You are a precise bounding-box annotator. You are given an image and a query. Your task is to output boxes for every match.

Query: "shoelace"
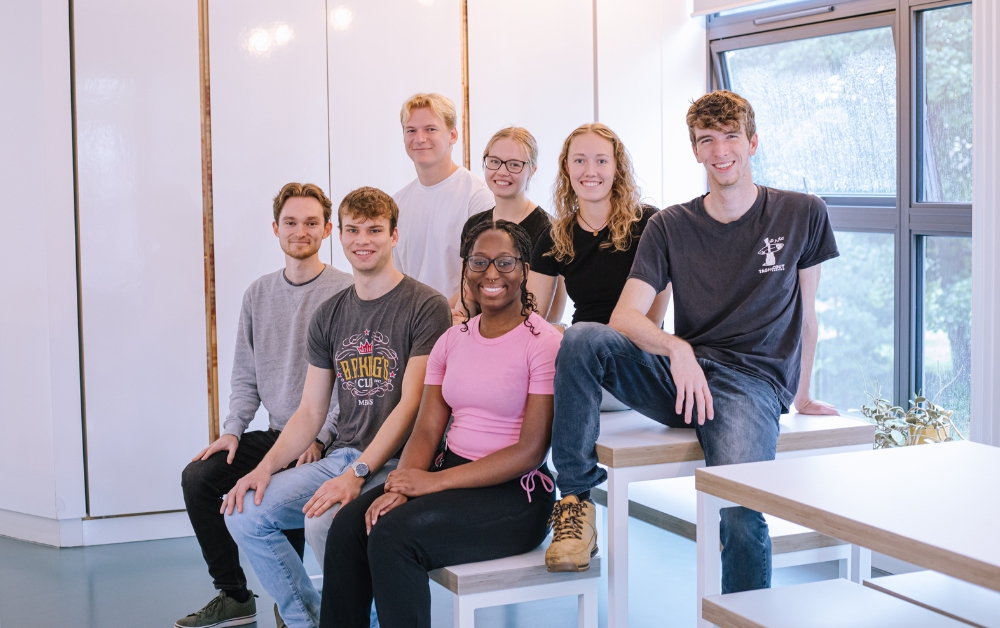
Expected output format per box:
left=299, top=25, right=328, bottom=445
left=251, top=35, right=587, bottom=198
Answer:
left=519, top=468, right=554, bottom=503
left=190, top=594, right=225, bottom=619
left=548, top=500, right=588, bottom=541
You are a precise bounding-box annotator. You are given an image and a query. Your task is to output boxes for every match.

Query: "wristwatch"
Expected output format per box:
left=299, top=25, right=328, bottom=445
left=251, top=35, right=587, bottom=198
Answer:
left=350, top=461, right=371, bottom=480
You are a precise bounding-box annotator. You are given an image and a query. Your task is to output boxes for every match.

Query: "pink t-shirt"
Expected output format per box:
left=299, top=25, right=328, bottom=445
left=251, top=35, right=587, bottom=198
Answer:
left=424, top=312, right=562, bottom=461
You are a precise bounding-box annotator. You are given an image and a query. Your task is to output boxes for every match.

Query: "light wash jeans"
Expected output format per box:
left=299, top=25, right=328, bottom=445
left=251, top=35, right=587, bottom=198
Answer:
left=551, top=323, right=782, bottom=594
left=225, top=447, right=393, bottom=628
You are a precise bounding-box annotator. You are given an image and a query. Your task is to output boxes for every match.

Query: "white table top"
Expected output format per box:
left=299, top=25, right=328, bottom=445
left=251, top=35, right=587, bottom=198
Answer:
left=695, top=441, right=1000, bottom=592
left=595, top=409, right=873, bottom=467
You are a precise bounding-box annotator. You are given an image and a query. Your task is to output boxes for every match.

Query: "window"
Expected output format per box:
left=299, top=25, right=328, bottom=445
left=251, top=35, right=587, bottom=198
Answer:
left=917, top=3, right=973, bottom=203
left=918, top=236, right=972, bottom=437
left=813, top=231, right=895, bottom=415
left=710, top=1, right=973, bottom=433
left=724, top=27, right=896, bottom=197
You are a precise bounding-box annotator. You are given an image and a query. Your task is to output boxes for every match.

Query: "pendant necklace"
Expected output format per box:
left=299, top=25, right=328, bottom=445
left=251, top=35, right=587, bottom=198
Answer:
left=577, top=212, right=607, bottom=236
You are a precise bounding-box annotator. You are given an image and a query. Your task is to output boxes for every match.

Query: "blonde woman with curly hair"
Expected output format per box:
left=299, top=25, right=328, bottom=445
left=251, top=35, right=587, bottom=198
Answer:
left=527, top=123, right=671, bottom=328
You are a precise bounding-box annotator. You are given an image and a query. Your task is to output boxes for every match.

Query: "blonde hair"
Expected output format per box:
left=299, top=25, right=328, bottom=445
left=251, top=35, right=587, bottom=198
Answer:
left=483, top=126, right=539, bottom=167
left=547, top=124, right=643, bottom=263
left=272, top=182, right=333, bottom=224
left=400, top=93, right=457, bottom=130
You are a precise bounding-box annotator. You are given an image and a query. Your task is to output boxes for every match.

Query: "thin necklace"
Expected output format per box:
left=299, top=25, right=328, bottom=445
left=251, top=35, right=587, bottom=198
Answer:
left=577, top=211, right=607, bottom=236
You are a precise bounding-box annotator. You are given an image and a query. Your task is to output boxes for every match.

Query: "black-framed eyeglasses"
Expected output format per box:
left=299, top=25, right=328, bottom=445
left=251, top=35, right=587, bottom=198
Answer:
left=466, top=255, right=522, bottom=273
left=483, top=156, right=528, bottom=174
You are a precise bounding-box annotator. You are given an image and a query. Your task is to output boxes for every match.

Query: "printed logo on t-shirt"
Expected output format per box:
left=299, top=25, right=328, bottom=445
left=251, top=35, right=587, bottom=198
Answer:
left=335, top=329, right=398, bottom=403
left=758, top=237, right=786, bottom=274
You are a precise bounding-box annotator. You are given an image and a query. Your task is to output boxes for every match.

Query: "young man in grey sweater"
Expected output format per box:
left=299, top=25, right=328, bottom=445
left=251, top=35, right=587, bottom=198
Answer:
left=221, top=187, right=451, bottom=628
left=177, top=183, right=353, bottom=628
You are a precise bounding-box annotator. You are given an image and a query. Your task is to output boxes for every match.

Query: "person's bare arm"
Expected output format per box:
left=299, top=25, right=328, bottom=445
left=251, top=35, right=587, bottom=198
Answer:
left=547, top=276, right=569, bottom=324
left=222, top=365, right=334, bottom=514
left=608, top=279, right=713, bottom=425
left=527, top=270, right=558, bottom=319
left=645, top=284, right=672, bottom=328
left=793, top=265, right=838, bottom=415
left=301, top=356, right=430, bottom=518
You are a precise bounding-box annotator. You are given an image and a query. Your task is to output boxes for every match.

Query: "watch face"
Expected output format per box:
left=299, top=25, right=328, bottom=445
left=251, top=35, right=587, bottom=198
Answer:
left=354, top=462, right=369, bottom=478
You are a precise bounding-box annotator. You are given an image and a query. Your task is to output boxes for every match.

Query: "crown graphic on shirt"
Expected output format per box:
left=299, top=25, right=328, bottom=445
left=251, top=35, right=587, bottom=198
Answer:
left=357, top=340, right=373, bottom=355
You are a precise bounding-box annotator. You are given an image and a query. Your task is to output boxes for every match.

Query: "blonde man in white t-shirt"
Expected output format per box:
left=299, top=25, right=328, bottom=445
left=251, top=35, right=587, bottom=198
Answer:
left=392, top=93, right=495, bottom=305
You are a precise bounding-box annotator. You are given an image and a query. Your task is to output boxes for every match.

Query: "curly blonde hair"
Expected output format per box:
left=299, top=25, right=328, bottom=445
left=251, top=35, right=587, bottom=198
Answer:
left=547, top=123, right=642, bottom=263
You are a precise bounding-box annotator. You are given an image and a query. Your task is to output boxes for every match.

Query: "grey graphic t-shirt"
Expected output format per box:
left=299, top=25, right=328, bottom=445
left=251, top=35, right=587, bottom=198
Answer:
left=628, top=186, right=839, bottom=409
left=306, top=275, right=451, bottom=451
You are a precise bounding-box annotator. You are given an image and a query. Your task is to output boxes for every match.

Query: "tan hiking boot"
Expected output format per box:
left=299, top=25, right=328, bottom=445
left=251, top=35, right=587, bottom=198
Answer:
left=545, top=495, right=598, bottom=572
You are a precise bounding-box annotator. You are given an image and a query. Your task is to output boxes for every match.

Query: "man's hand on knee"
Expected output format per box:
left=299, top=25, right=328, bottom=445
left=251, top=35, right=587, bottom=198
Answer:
left=793, top=397, right=838, bottom=415
left=193, top=434, right=239, bottom=464
left=303, top=473, right=364, bottom=519
left=221, top=466, right=272, bottom=515
left=668, top=341, right=715, bottom=425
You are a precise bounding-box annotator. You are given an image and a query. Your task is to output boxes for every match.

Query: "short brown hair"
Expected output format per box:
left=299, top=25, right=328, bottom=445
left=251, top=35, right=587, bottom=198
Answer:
left=337, top=187, right=399, bottom=232
left=686, top=90, right=757, bottom=145
left=272, top=182, right=333, bottom=224
left=400, top=93, right=457, bottom=130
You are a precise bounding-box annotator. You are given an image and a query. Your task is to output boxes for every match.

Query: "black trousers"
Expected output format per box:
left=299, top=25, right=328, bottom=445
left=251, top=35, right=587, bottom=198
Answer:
left=181, top=429, right=305, bottom=590
left=320, top=451, right=555, bottom=628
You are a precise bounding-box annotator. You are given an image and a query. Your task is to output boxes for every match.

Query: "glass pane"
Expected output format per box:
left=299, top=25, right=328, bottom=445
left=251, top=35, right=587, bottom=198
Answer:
left=724, top=27, right=897, bottom=197
left=920, top=236, right=972, bottom=438
left=811, top=231, right=895, bottom=417
left=918, top=3, right=973, bottom=203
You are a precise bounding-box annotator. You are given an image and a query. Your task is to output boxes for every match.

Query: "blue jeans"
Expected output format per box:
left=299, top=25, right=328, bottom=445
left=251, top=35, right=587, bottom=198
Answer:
left=225, top=447, right=390, bottom=628
left=552, top=323, right=782, bottom=594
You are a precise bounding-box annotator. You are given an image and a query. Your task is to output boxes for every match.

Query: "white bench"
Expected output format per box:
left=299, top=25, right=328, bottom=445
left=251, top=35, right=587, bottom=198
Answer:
left=595, top=409, right=875, bottom=627
left=593, top=475, right=852, bottom=574
left=702, top=578, right=968, bottom=627
left=428, top=539, right=601, bottom=628
left=865, top=572, right=1000, bottom=627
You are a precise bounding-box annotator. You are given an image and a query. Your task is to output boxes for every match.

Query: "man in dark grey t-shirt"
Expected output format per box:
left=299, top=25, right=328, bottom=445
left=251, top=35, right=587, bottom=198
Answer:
left=221, top=187, right=451, bottom=628
left=546, top=91, right=839, bottom=597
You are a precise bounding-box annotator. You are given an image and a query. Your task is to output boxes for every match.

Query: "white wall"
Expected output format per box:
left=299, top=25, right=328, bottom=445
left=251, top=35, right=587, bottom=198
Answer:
left=209, top=0, right=337, bottom=434
left=0, top=0, right=86, bottom=522
left=326, top=0, right=464, bottom=233
left=467, top=0, right=595, bottom=211
left=597, top=0, right=707, bottom=211
left=73, top=0, right=207, bottom=516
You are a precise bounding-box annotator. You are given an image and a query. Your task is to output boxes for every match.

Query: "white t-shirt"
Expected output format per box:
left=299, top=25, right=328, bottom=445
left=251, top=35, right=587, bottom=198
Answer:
left=392, top=167, right=495, bottom=299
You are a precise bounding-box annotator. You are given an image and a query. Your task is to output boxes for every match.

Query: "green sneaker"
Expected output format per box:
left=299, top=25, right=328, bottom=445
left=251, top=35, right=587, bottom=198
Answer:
left=175, top=591, right=257, bottom=628
left=274, top=603, right=288, bottom=628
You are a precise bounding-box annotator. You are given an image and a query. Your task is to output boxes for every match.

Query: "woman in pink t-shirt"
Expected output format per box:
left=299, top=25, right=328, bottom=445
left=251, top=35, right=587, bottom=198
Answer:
left=320, top=220, right=562, bottom=628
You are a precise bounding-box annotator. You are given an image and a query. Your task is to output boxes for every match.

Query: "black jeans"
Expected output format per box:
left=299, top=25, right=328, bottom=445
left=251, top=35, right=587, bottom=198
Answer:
left=320, top=451, right=555, bottom=628
left=181, top=429, right=305, bottom=590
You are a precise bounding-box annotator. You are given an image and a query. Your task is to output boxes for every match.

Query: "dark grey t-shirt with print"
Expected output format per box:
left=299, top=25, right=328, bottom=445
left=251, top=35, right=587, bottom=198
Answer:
left=628, top=186, right=839, bottom=409
left=306, top=275, right=451, bottom=451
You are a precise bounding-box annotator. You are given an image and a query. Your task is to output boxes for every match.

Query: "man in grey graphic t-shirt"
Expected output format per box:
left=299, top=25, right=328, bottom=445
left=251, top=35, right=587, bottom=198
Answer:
left=222, top=187, right=451, bottom=628
left=178, top=183, right=352, bottom=628
left=545, top=91, right=840, bottom=597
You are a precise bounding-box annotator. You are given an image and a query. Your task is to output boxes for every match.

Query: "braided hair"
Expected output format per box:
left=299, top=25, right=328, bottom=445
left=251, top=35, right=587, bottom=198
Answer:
left=459, top=219, right=539, bottom=335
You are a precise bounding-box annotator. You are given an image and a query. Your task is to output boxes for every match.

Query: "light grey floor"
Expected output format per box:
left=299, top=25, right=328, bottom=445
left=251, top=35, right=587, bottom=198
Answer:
left=0, top=506, right=842, bottom=628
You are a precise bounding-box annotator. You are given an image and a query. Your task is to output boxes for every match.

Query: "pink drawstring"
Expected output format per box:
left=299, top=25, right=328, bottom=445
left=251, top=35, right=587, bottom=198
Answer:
left=520, top=469, right=554, bottom=503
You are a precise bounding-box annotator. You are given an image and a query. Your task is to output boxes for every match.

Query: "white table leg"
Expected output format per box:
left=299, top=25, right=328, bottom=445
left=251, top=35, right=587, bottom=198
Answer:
left=578, top=578, right=599, bottom=628
left=607, top=467, right=630, bottom=628
left=454, top=594, right=475, bottom=628
left=850, top=544, right=871, bottom=583
left=697, top=491, right=725, bottom=628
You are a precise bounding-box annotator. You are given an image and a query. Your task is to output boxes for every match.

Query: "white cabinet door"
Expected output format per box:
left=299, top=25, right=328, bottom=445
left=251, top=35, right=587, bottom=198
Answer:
left=326, top=0, right=464, bottom=271
left=468, top=0, right=595, bottom=213
left=209, top=0, right=335, bottom=435
left=74, top=0, right=206, bottom=516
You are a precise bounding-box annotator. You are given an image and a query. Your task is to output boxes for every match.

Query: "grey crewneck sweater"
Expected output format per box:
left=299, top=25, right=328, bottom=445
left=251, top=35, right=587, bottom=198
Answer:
left=222, top=265, right=354, bottom=446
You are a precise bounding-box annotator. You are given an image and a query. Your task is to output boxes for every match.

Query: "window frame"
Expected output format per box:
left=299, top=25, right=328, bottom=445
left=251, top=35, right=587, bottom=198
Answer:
left=707, top=0, right=973, bottom=428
